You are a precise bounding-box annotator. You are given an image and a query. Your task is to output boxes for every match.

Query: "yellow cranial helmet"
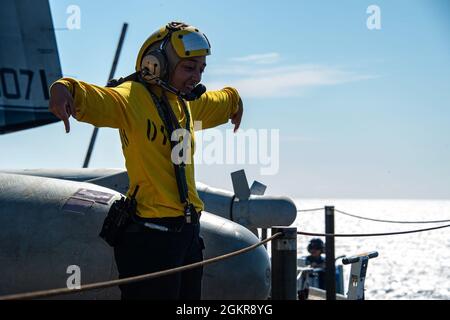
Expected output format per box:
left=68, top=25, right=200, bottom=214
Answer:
left=136, top=22, right=211, bottom=83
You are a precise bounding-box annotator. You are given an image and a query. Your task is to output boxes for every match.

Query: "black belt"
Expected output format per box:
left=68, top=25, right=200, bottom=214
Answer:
left=126, top=211, right=200, bottom=233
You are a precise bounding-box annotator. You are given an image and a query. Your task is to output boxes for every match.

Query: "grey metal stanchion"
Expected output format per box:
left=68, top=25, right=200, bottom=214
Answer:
left=325, top=206, right=336, bottom=300
left=271, top=227, right=297, bottom=300
left=261, top=228, right=268, bottom=248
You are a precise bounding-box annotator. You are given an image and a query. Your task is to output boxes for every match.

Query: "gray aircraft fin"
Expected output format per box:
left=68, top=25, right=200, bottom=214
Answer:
left=231, top=170, right=251, bottom=201
left=250, top=181, right=267, bottom=196
left=0, top=0, right=62, bottom=134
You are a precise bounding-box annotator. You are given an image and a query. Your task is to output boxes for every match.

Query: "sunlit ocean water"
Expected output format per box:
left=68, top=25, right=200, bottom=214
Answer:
left=291, top=199, right=450, bottom=300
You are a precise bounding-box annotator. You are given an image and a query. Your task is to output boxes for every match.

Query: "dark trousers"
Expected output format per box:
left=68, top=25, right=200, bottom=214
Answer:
left=113, top=218, right=204, bottom=300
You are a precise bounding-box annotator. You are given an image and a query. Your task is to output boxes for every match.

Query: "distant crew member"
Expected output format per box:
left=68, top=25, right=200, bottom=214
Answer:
left=306, top=238, right=325, bottom=268
left=305, top=238, right=326, bottom=289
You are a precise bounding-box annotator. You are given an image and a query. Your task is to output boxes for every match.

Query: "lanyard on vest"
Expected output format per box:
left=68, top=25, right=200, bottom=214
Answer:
left=147, top=87, right=195, bottom=223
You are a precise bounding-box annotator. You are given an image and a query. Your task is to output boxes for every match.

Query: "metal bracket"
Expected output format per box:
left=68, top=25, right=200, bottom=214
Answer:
left=231, top=170, right=250, bottom=200
left=343, top=251, right=378, bottom=300
left=250, top=180, right=267, bottom=195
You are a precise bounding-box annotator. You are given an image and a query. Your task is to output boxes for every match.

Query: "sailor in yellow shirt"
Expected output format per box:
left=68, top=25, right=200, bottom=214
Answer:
left=49, top=22, right=243, bottom=300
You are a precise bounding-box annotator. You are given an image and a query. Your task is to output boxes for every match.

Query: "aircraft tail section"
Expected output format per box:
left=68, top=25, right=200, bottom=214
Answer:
left=0, top=0, right=62, bottom=134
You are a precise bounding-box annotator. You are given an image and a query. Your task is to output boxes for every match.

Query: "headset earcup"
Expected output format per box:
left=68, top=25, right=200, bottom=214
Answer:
left=140, top=50, right=168, bottom=83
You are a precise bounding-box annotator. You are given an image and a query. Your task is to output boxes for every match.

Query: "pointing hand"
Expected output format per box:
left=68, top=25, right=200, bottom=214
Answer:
left=231, top=98, right=243, bottom=133
left=48, top=83, right=75, bottom=133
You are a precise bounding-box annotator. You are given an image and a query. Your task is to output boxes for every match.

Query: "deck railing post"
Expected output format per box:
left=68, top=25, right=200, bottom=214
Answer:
left=325, top=206, right=336, bottom=300
left=261, top=228, right=268, bottom=248
left=271, top=227, right=297, bottom=300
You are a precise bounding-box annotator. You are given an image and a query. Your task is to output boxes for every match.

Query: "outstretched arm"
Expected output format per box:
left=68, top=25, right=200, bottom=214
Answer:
left=190, top=87, right=243, bottom=131
left=48, top=78, right=133, bottom=133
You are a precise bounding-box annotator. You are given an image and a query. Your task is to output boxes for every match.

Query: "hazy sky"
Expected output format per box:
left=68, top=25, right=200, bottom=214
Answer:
left=1, top=0, right=449, bottom=199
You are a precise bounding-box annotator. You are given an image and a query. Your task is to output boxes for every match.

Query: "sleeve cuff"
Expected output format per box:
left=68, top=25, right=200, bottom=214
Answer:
left=50, top=79, right=74, bottom=97
left=50, top=78, right=85, bottom=120
left=222, top=87, right=241, bottom=117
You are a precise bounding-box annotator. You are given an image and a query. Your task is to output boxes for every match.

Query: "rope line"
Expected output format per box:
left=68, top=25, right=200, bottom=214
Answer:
left=297, top=224, right=450, bottom=238
left=297, top=207, right=450, bottom=224
left=0, top=232, right=283, bottom=301
left=335, top=209, right=450, bottom=224
left=297, top=208, right=324, bottom=212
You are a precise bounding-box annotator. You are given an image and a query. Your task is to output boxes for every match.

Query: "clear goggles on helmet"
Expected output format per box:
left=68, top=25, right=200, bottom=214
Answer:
left=170, top=30, right=211, bottom=58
